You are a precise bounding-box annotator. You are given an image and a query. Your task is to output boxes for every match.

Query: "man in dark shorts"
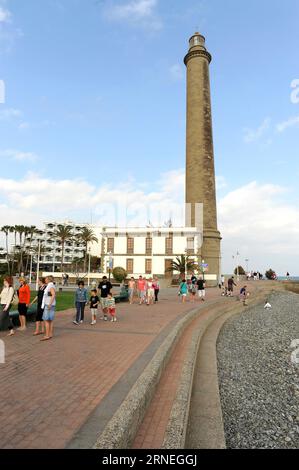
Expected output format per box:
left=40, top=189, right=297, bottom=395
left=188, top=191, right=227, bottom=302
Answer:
left=98, top=276, right=113, bottom=321
left=227, top=276, right=237, bottom=297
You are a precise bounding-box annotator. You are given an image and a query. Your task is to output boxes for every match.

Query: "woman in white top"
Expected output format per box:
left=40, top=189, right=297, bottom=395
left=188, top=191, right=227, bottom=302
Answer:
left=0, top=276, right=15, bottom=336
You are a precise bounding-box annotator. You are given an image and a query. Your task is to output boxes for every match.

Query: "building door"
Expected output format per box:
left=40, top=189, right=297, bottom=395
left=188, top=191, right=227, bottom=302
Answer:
left=165, top=259, right=173, bottom=278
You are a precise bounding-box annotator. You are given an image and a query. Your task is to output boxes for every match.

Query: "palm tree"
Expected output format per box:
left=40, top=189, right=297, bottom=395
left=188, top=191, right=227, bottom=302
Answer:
left=53, top=224, right=74, bottom=273
left=24, top=226, right=37, bottom=274
left=167, top=255, right=197, bottom=279
left=79, top=227, right=98, bottom=272
left=1, top=225, right=12, bottom=274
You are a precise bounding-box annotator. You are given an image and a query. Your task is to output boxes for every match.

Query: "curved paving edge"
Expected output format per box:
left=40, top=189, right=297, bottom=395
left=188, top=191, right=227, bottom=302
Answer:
left=164, top=288, right=278, bottom=449
left=93, top=306, right=202, bottom=449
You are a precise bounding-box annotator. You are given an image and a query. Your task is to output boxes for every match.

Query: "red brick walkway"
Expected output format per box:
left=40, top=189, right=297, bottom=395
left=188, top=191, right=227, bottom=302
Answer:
left=0, top=288, right=221, bottom=449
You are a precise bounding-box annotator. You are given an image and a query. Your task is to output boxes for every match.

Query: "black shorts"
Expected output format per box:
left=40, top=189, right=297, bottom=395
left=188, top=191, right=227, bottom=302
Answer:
left=18, top=303, right=28, bottom=316
left=36, top=306, right=44, bottom=322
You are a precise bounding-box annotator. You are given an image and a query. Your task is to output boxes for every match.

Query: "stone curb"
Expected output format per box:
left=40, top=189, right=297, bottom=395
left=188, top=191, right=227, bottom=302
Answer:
left=162, top=289, right=274, bottom=449
left=93, top=305, right=204, bottom=449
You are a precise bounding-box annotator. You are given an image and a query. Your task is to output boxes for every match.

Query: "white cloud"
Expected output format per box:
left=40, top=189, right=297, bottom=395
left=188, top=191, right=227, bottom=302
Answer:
left=0, top=107, right=22, bottom=120
left=276, top=115, right=299, bottom=133
left=0, top=6, right=11, bottom=23
left=0, top=171, right=298, bottom=274
left=243, top=118, right=271, bottom=143
left=0, top=149, right=38, bottom=162
left=104, top=0, right=162, bottom=30
left=219, top=181, right=299, bottom=274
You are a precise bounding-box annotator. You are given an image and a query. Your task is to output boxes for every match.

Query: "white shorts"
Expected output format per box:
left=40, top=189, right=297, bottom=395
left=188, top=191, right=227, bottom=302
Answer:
left=198, top=290, right=205, bottom=297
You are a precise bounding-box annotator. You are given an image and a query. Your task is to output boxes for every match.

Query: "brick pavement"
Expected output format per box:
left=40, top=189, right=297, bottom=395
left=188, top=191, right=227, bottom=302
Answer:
left=0, top=288, right=222, bottom=449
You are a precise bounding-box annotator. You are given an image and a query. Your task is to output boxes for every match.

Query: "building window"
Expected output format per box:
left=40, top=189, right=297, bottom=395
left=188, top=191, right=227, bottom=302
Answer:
left=126, top=259, right=134, bottom=274
left=146, top=237, right=152, bottom=255
left=127, top=237, right=134, bottom=255
left=145, top=259, right=152, bottom=275
left=107, top=238, right=114, bottom=253
left=165, top=237, right=173, bottom=255
left=187, top=237, right=195, bottom=255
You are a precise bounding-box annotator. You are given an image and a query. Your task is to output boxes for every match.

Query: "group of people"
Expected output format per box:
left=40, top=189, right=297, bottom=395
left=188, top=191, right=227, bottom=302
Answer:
left=127, top=276, right=160, bottom=306
left=0, top=275, right=56, bottom=341
left=246, top=271, right=263, bottom=281
left=73, top=276, right=116, bottom=325
left=178, top=275, right=206, bottom=303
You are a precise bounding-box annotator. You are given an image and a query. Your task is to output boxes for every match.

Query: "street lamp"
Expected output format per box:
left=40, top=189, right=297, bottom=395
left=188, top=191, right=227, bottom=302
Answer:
left=107, top=251, right=113, bottom=282
left=35, top=240, right=41, bottom=291
left=87, top=247, right=91, bottom=287
left=245, top=258, right=249, bottom=273
left=29, top=249, right=34, bottom=285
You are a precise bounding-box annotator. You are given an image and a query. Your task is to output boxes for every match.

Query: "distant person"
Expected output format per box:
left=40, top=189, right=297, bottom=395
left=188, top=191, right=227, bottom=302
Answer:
left=264, top=301, right=272, bottom=309
left=189, top=275, right=197, bottom=303
left=98, top=276, right=112, bottom=321
left=107, top=292, right=117, bottom=322
left=89, top=289, right=99, bottom=325
left=221, top=275, right=225, bottom=287
left=73, top=281, right=88, bottom=325
left=128, top=277, right=136, bottom=305
left=153, top=277, right=160, bottom=303
left=239, top=286, right=247, bottom=305
left=30, top=277, right=46, bottom=336
left=41, top=276, right=56, bottom=341
left=137, top=276, right=147, bottom=305
left=227, top=276, right=237, bottom=296
left=0, top=276, right=15, bottom=335
left=146, top=278, right=155, bottom=306
left=197, top=276, right=206, bottom=302
left=286, top=272, right=290, bottom=280
left=179, top=279, right=188, bottom=303
left=17, top=277, right=30, bottom=331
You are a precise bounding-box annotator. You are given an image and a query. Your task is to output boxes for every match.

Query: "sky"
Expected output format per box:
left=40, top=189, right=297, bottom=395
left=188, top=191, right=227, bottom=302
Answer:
left=0, top=0, right=299, bottom=275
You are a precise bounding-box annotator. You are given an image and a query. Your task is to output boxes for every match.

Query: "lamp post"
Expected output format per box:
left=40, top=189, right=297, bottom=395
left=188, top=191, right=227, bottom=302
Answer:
left=245, top=258, right=249, bottom=274
left=35, top=240, right=41, bottom=291
left=108, top=251, right=113, bottom=282
left=184, top=248, right=188, bottom=279
left=87, top=247, right=91, bottom=287
left=29, top=250, right=33, bottom=285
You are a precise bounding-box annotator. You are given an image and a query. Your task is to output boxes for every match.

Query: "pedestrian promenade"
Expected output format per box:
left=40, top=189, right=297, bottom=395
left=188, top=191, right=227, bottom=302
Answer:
left=0, top=287, right=223, bottom=449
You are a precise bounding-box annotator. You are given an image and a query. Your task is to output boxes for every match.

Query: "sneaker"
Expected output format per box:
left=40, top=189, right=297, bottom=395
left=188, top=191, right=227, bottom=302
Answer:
left=90, top=321, right=96, bottom=325
left=104, top=317, right=108, bottom=321
left=113, top=318, right=117, bottom=322
left=110, top=319, right=114, bottom=322
left=73, top=321, right=79, bottom=325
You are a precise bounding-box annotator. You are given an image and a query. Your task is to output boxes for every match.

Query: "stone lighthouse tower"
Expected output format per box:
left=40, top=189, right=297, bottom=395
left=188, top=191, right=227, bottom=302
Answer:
left=184, top=32, right=221, bottom=282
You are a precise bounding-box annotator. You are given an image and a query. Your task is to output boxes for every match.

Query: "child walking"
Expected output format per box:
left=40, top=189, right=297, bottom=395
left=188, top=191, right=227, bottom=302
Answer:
left=89, top=289, right=99, bottom=325
left=107, top=292, right=117, bottom=322
left=179, top=279, right=188, bottom=303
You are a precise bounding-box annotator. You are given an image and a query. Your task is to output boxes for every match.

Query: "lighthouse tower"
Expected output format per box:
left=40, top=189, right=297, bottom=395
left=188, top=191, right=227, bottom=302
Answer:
left=184, top=32, right=221, bottom=282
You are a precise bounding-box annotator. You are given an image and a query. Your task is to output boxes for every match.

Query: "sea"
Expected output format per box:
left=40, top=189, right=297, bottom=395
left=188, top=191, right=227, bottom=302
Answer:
left=277, top=276, right=299, bottom=282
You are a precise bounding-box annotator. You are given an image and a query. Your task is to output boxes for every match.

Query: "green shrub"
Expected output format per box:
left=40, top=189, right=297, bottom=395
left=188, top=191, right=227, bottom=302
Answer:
left=112, top=267, right=127, bottom=283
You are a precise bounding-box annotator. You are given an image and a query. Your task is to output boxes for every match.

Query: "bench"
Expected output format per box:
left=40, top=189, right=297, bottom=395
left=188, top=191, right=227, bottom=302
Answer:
left=114, top=287, right=129, bottom=304
left=9, top=305, right=37, bottom=326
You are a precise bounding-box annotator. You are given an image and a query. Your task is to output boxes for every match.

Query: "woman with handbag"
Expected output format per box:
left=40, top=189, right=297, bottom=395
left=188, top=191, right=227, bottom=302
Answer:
left=0, top=276, right=15, bottom=336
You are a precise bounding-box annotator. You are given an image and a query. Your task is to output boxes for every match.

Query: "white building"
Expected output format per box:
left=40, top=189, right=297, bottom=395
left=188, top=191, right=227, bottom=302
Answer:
left=101, top=226, right=208, bottom=278
left=25, top=221, right=102, bottom=270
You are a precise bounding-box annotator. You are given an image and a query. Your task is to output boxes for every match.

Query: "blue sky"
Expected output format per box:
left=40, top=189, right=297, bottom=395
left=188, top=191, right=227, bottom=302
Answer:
left=0, top=0, right=299, bottom=274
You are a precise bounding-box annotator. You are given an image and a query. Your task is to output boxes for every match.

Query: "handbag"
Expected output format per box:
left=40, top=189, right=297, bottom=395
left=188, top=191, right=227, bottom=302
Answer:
left=11, top=289, right=19, bottom=307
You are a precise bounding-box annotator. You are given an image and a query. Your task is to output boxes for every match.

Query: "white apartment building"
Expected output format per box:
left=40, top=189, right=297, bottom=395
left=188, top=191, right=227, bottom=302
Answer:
left=25, top=221, right=101, bottom=270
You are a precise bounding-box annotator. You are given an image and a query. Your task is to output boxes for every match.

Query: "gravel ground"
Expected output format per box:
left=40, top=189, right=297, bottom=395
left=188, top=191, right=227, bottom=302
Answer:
left=217, top=291, right=299, bottom=449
